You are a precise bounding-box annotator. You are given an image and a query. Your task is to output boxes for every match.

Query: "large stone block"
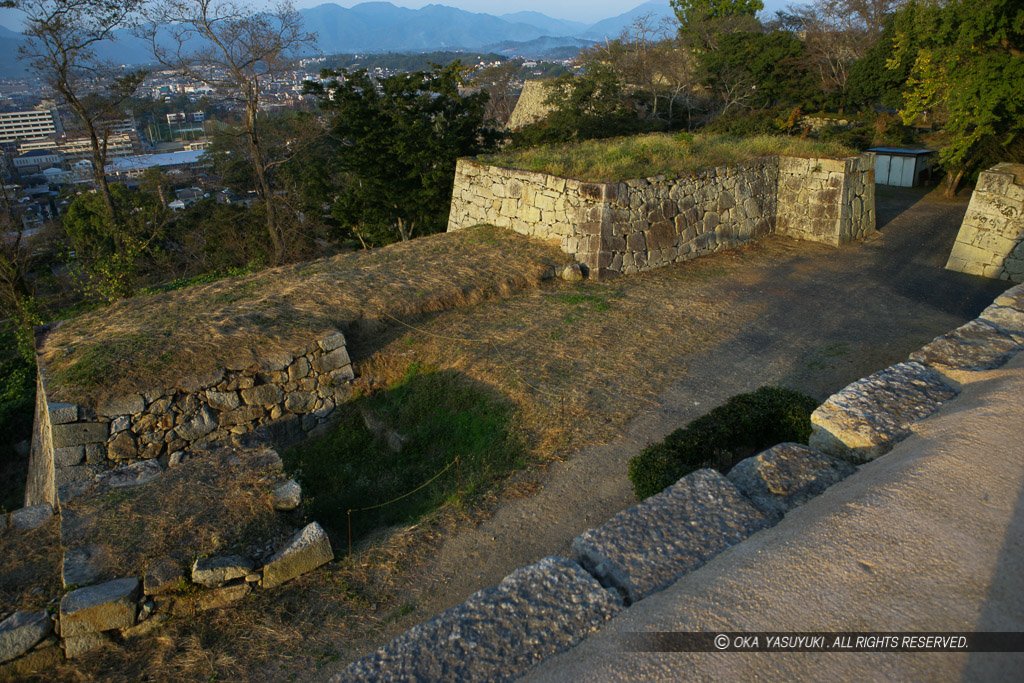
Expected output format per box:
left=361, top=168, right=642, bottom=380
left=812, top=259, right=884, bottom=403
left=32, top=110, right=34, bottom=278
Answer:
left=312, top=347, right=351, bottom=374
left=809, top=362, right=958, bottom=463
left=336, top=557, right=621, bottom=683
left=47, top=402, right=79, bottom=425
left=60, top=578, right=139, bottom=637
left=994, top=283, right=1024, bottom=310
left=727, top=443, right=856, bottom=521
left=910, top=318, right=1023, bottom=370
left=51, top=422, right=108, bottom=448
left=261, top=522, right=334, bottom=589
left=9, top=503, right=53, bottom=530
left=0, top=611, right=52, bottom=664
left=175, top=405, right=218, bottom=441
left=192, top=555, right=254, bottom=587
left=571, top=469, right=768, bottom=604
left=979, top=303, right=1024, bottom=342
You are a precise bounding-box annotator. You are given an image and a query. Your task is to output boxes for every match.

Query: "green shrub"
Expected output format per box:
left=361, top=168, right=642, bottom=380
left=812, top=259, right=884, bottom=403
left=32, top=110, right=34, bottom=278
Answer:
left=627, top=386, right=818, bottom=500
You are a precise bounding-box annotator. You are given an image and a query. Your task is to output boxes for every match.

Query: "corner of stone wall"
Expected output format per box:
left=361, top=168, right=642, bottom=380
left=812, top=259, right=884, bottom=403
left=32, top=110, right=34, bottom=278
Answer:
left=945, top=163, right=1024, bottom=282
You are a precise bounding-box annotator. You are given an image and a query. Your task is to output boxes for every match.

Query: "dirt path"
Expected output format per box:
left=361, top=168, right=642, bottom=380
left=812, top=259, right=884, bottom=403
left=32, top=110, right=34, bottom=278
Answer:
left=317, top=185, right=1008, bottom=677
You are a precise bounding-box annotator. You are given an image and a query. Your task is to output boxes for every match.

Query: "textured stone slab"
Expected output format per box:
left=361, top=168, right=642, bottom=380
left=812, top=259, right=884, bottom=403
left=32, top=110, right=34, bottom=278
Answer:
left=994, top=283, right=1024, bottom=311
left=51, top=422, right=108, bottom=448
left=54, top=446, right=85, bottom=467
left=909, top=319, right=1022, bottom=370
left=272, top=479, right=302, bottom=511
left=809, top=362, right=958, bottom=463
left=0, top=611, right=52, bottom=664
left=191, top=555, right=254, bottom=587
left=262, top=522, right=334, bottom=589
left=727, top=443, right=856, bottom=521
left=62, top=545, right=111, bottom=589
left=9, top=503, right=53, bottom=531
left=174, top=405, right=218, bottom=441
left=979, top=304, right=1024, bottom=342
left=60, top=578, right=139, bottom=637
left=47, top=402, right=78, bottom=424
left=571, top=469, right=768, bottom=604
left=97, top=394, right=145, bottom=418
left=318, top=331, right=347, bottom=352
left=312, top=347, right=351, bottom=373
left=336, top=556, right=621, bottom=683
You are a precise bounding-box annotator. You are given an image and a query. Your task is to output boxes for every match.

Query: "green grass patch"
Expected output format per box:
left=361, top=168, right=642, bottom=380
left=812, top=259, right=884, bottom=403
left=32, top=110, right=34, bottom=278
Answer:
left=481, top=133, right=858, bottom=183
left=283, top=364, right=526, bottom=543
left=627, top=386, right=819, bottom=500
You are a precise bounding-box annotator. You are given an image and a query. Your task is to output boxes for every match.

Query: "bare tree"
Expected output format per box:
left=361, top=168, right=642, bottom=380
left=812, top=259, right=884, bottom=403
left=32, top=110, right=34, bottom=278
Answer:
left=18, top=0, right=146, bottom=223
left=140, top=0, right=315, bottom=264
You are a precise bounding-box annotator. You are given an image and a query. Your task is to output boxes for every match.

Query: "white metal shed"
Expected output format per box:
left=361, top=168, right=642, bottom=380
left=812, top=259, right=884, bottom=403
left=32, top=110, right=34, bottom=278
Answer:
left=868, top=148, right=936, bottom=187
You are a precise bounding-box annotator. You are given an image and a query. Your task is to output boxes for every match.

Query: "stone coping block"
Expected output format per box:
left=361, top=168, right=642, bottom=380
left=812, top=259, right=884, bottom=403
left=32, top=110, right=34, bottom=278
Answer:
left=571, top=469, right=768, bottom=605
left=909, top=319, right=1023, bottom=371
left=994, top=283, right=1024, bottom=310
left=336, top=556, right=622, bottom=683
left=59, top=577, right=139, bottom=637
left=727, top=443, right=856, bottom=521
left=0, top=611, right=52, bottom=664
left=9, top=503, right=53, bottom=531
left=47, top=402, right=78, bottom=425
left=261, top=522, right=333, bottom=589
left=191, top=555, right=254, bottom=588
left=979, top=303, right=1024, bottom=343
left=809, top=362, right=958, bottom=463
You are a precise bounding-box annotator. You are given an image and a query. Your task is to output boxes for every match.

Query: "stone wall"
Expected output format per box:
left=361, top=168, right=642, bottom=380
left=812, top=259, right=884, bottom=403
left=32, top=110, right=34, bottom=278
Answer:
left=448, top=153, right=876, bottom=278
left=505, top=80, right=554, bottom=130
left=27, top=330, right=355, bottom=507
left=945, top=162, right=1024, bottom=282
left=776, top=155, right=876, bottom=246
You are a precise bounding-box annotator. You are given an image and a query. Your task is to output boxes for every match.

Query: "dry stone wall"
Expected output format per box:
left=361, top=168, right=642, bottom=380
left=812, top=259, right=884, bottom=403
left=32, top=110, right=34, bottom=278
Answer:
left=27, top=330, right=355, bottom=507
left=945, top=162, right=1024, bottom=282
left=448, top=153, right=875, bottom=278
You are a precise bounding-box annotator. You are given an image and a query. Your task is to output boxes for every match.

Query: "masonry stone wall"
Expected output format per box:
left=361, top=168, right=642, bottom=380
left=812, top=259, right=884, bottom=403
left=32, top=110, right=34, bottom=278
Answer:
left=27, top=330, right=355, bottom=507
left=945, top=162, right=1024, bottom=283
left=505, top=80, right=554, bottom=130
left=448, top=153, right=876, bottom=278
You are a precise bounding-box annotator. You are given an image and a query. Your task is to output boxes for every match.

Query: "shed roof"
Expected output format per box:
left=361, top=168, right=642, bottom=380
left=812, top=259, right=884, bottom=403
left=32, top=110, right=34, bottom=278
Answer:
left=867, top=148, right=936, bottom=156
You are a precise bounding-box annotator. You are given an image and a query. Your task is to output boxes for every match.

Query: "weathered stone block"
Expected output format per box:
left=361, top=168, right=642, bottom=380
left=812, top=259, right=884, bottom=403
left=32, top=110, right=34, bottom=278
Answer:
left=0, top=611, right=52, bottom=664
left=107, top=431, right=136, bottom=460
left=909, top=318, right=1023, bottom=370
left=337, top=556, right=621, bottom=683
left=52, top=422, right=109, bottom=448
left=206, top=390, right=240, bottom=412
left=9, top=503, right=53, bottom=530
left=572, top=469, right=768, bottom=604
left=284, top=391, right=317, bottom=414
left=60, top=578, right=139, bottom=637
left=994, top=283, right=1024, bottom=310
left=174, top=405, right=218, bottom=440
left=240, top=384, right=283, bottom=407
left=318, top=332, right=347, bottom=352
left=47, top=402, right=78, bottom=424
left=62, top=545, right=111, bottom=589
left=262, top=522, right=334, bottom=589
left=727, top=443, right=856, bottom=521
left=312, top=347, right=351, bottom=374
left=809, top=362, right=958, bottom=463
left=197, top=583, right=250, bottom=611
left=192, top=555, right=254, bottom=588
left=979, top=303, right=1024, bottom=342
left=272, top=479, right=302, bottom=511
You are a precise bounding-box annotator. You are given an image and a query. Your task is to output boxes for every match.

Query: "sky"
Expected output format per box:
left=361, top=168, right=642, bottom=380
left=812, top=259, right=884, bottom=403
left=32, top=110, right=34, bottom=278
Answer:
left=0, top=0, right=802, bottom=33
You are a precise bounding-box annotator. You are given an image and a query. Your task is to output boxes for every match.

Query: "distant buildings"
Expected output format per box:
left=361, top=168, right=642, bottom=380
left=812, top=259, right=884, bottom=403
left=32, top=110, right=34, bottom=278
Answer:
left=0, top=106, right=63, bottom=144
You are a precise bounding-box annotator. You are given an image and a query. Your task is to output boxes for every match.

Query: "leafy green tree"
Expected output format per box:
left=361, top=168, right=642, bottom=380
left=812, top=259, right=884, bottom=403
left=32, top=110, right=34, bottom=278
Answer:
left=308, top=62, right=501, bottom=245
left=672, top=0, right=764, bottom=47
left=845, top=7, right=917, bottom=110
left=891, top=0, right=1024, bottom=195
left=700, top=31, right=818, bottom=112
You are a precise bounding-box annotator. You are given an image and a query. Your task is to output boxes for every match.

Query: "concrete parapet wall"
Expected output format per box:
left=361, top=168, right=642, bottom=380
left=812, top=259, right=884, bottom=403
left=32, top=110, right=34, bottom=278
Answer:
left=27, top=330, right=355, bottom=507
left=946, top=163, right=1024, bottom=282
left=448, top=153, right=876, bottom=278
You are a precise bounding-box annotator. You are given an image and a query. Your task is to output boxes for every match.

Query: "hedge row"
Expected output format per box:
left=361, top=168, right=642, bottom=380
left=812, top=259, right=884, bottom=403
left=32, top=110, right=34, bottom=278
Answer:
left=627, top=386, right=818, bottom=500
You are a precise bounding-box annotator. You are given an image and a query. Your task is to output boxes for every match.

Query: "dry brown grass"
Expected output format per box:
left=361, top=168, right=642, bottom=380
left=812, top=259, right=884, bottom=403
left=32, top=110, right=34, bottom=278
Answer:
left=59, top=447, right=294, bottom=583
left=0, top=516, right=62, bottom=614
left=40, top=226, right=571, bottom=406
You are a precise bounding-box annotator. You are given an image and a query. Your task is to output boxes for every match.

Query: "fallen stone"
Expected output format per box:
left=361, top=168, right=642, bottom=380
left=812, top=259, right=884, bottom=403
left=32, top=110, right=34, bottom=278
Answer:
left=560, top=263, right=584, bottom=281
left=47, top=402, right=78, bottom=425
left=94, top=460, right=162, bottom=489
left=272, top=480, right=302, bottom=511
left=120, top=613, right=168, bottom=639
left=808, top=362, right=958, bottom=463
left=144, top=557, right=184, bottom=596
left=9, top=504, right=53, bottom=531
left=336, top=556, right=620, bottom=683
left=62, top=545, right=111, bottom=589
left=262, top=522, right=334, bottom=589
left=994, top=283, right=1024, bottom=311
left=62, top=632, right=109, bottom=659
left=174, top=405, right=218, bottom=441
left=0, top=639, right=62, bottom=676
left=909, top=319, right=1022, bottom=371
left=59, top=578, right=139, bottom=637
left=0, top=611, right=52, bottom=664
left=191, top=555, right=254, bottom=587
left=196, top=583, right=250, bottom=611
left=571, top=469, right=768, bottom=604
left=727, top=443, right=856, bottom=521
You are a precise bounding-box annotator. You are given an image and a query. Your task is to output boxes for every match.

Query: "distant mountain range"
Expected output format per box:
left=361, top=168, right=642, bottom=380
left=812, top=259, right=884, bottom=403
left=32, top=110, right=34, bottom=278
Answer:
left=0, top=1, right=678, bottom=78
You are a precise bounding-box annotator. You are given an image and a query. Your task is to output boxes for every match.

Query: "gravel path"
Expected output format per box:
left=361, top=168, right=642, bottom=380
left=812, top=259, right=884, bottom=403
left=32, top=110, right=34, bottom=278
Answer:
left=321, top=185, right=1009, bottom=675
